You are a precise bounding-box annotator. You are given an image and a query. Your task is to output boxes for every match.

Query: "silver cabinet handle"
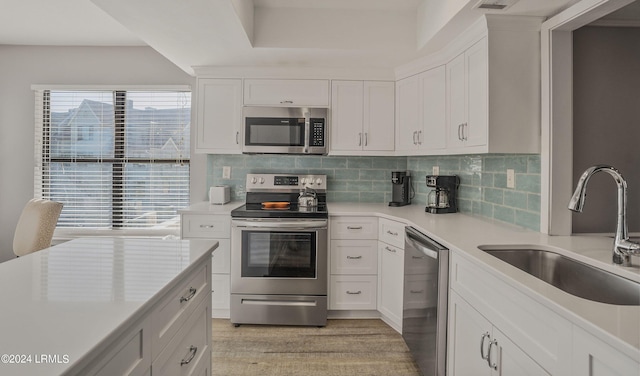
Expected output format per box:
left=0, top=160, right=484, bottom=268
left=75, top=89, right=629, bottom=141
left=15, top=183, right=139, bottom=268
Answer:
left=487, top=339, right=498, bottom=370
left=346, top=290, right=362, bottom=295
left=412, top=131, right=417, bottom=145
left=280, top=100, right=293, bottom=104
left=458, top=124, right=463, bottom=141
left=480, top=332, right=490, bottom=361
left=417, top=130, right=422, bottom=145
left=235, top=131, right=239, bottom=144
left=346, top=255, right=362, bottom=260
left=180, top=345, right=198, bottom=366
left=462, top=122, right=468, bottom=141
left=347, top=226, right=363, bottom=230
left=199, top=224, right=215, bottom=229
left=180, top=287, right=197, bottom=303
left=386, top=230, right=398, bottom=236
left=358, top=133, right=362, bottom=146
left=385, top=246, right=396, bottom=253
left=364, top=132, right=368, bottom=146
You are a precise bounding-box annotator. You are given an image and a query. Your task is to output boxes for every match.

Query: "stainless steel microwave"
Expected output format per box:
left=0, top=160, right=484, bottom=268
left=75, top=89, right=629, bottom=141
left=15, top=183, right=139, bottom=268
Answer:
left=242, top=106, right=328, bottom=155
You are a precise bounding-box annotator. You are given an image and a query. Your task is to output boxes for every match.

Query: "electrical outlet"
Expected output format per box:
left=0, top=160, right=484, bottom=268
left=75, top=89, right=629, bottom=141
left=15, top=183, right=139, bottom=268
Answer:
left=432, top=166, right=440, bottom=175
left=222, top=166, right=231, bottom=179
left=506, top=169, right=515, bottom=188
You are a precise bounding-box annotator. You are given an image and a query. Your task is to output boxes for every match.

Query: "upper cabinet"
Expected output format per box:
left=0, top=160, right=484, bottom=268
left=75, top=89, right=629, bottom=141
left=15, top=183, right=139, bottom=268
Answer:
left=396, top=15, right=543, bottom=156
left=395, top=65, right=447, bottom=155
left=330, top=80, right=395, bottom=155
left=195, top=78, right=243, bottom=154
left=244, top=79, right=330, bottom=107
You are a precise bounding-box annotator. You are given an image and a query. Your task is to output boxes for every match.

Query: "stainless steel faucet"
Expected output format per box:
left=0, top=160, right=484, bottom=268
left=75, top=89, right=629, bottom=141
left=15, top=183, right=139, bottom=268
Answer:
left=568, top=165, right=640, bottom=266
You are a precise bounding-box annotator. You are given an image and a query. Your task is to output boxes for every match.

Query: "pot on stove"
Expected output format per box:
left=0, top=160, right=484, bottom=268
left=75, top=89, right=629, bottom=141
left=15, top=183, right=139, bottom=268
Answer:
left=298, top=186, right=317, bottom=207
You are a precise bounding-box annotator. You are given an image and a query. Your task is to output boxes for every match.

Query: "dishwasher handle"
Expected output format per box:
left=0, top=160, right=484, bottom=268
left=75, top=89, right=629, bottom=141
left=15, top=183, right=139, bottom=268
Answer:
left=405, top=226, right=447, bottom=260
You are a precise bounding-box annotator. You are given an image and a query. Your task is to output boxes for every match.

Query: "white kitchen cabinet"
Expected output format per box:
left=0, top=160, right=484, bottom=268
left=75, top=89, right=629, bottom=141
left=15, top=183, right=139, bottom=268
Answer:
left=449, top=251, right=572, bottom=375
left=330, top=216, right=379, bottom=240
left=244, top=79, right=330, bottom=107
left=195, top=78, right=243, bottom=154
left=447, top=38, right=488, bottom=150
left=331, top=239, right=378, bottom=275
left=448, top=291, right=550, bottom=376
left=573, top=327, right=640, bottom=376
left=395, top=66, right=446, bottom=155
left=181, top=213, right=232, bottom=318
left=330, top=80, right=394, bottom=154
left=377, top=241, right=404, bottom=332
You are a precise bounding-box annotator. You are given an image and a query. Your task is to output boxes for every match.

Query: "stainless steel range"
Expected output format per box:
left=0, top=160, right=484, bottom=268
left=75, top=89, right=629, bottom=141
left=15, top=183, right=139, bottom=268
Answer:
left=230, top=173, right=328, bottom=327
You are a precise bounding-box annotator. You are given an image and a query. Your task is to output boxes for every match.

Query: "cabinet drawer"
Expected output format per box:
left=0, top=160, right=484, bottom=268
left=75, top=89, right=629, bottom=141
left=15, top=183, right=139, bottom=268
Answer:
left=331, top=240, right=378, bottom=275
left=451, top=252, right=572, bottom=375
left=151, top=264, right=209, bottom=359
left=330, top=216, right=378, bottom=239
left=378, top=218, right=405, bottom=248
left=330, top=275, right=377, bottom=310
left=244, top=79, right=330, bottom=107
left=181, top=214, right=230, bottom=239
left=211, top=239, right=230, bottom=274
left=153, top=299, right=210, bottom=376
left=211, top=274, right=230, bottom=310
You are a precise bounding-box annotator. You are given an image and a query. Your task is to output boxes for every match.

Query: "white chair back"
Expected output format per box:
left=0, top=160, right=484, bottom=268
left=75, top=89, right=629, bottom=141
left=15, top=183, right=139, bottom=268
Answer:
left=13, top=199, right=63, bottom=257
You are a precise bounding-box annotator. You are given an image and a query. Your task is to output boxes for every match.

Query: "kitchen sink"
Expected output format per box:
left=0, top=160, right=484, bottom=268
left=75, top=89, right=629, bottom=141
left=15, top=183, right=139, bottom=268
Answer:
left=478, top=246, right=640, bottom=306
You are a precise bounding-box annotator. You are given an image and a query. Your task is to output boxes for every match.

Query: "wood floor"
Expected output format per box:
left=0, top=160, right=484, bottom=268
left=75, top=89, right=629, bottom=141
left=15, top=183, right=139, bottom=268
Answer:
left=211, top=319, right=421, bottom=376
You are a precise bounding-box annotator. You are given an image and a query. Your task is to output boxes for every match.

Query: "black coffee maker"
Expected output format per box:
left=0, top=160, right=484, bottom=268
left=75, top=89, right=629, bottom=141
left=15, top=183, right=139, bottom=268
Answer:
left=389, top=171, right=412, bottom=207
left=425, top=175, right=459, bottom=214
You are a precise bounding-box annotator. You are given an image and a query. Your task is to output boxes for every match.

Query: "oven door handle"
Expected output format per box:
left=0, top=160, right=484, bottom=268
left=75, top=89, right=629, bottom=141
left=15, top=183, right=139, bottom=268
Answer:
left=232, top=219, right=328, bottom=229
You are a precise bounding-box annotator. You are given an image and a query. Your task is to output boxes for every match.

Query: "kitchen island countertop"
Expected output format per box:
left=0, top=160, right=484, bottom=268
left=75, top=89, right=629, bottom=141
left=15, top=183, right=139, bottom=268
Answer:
left=0, top=237, right=217, bottom=376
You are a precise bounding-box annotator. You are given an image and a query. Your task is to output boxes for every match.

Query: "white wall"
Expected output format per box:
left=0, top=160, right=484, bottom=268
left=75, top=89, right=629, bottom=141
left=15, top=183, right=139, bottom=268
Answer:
left=0, top=46, right=196, bottom=262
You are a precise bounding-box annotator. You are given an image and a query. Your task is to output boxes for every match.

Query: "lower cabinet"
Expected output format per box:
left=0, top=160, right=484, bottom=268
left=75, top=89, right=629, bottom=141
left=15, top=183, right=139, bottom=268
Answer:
left=329, top=239, right=378, bottom=310
left=448, top=291, right=549, bottom=375
left=377, top=241, right=404, bottom=332
left=573, top=327, right=640, bottom=376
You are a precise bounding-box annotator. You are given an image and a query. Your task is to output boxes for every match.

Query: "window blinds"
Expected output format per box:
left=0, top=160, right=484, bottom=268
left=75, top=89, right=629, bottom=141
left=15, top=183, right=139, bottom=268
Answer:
left=34, top=89, right=191, bottom=231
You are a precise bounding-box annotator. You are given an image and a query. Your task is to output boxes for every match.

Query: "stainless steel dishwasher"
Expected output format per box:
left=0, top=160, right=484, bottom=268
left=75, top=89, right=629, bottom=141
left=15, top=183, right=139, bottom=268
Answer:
left=402, top=226, right=449, bottom=376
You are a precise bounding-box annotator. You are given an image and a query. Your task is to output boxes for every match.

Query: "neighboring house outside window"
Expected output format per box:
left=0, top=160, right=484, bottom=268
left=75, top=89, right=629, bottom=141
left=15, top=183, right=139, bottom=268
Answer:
left=33, top=87, right=191, bottom=238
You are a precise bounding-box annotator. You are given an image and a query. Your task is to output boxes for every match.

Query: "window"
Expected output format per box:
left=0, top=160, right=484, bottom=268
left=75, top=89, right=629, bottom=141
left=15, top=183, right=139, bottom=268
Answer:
left=34, top=87, right=191, bottom=235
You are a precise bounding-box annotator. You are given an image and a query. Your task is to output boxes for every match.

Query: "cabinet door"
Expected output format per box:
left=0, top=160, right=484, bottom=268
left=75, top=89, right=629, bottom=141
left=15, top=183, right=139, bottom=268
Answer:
left=465, top=38, right=488, bottom=148
left=395, top=76, right=420, bottom=152
left=363, top=81, right=395, bottom=151
left=573, top=327, right=640, bottom=376
left=195, top=78, right=242, bottom=154
left=420, top=66, right=447, bottom=151
left=243, top=79, right=330, bottom=107
left=448, top=292, right=492, bottom=376
left=331, top=80, right=364, bottom=151
left=447, top=52, right=466, bottom=149
left=378, top=242, right=404, bottom=330
left=494, top=326, right=551, bottom=376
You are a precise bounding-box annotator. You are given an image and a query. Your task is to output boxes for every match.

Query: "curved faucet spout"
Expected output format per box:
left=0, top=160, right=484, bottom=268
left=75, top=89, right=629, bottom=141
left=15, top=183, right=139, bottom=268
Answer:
left=568, top=165, right=639, bottom=265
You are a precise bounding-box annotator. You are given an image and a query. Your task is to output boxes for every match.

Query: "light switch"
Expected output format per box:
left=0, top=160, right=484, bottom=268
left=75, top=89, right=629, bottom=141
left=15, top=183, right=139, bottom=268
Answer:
left=432, top=166, right=440, bottom=175
left=222, top=166, right=231, bottom=179
left=506, top=169, right=515, bottom=188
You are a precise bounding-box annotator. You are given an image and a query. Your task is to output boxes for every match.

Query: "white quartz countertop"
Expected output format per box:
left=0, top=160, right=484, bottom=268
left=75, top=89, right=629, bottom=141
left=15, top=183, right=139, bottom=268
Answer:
left=0, top=237, right=217, bottom=376
left=328, top=202, right=640, bottom=357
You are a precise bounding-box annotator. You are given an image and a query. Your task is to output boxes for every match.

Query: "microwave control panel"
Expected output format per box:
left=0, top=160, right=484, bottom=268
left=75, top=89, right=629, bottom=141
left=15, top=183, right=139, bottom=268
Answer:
left=311, top=120, right=325, bottom=146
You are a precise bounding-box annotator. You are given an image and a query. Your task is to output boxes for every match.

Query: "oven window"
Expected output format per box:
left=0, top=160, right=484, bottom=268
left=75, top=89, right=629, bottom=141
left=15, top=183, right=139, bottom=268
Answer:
left=245, top=119, right=304, bottom=146
left=241, top=231, right=316, bottom=278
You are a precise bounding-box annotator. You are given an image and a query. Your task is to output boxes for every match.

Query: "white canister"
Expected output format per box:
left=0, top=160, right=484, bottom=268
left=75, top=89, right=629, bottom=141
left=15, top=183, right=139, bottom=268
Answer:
left=209, top=185, right=230, bottom=205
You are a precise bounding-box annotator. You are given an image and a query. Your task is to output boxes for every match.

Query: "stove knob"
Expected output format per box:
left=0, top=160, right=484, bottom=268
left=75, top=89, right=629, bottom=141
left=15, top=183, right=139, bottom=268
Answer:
left=259, top=177, right=265, bottom=184
left=300, top=178, right=307, bottom=185
left=315, top=178, right=323, bottom=185
left=251, top=177, right=257, bottom=184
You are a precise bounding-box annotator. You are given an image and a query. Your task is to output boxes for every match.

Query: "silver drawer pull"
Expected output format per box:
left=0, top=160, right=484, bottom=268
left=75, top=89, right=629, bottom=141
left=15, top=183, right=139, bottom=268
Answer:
left=180, top=345, right=198, bottom=366
left=346, top=290, right=362, bottom=295
left=386, top=230, right=398, bottom=236
left=346, top=255, right=362, bottom=260
left=199, top=224, right=215, bottom=229
left=180, top=287, right=197, bottom=303
left=410, top=290, right=424, bottom=294
left=480, top=332, right=490, bottom=361
left=487, top=339, right=498, bottom=370
left=385, top=246, right=396, bottom=253
left=347, top=226, right=363, bottom=230
left=280, top=100, right=293, bottom=104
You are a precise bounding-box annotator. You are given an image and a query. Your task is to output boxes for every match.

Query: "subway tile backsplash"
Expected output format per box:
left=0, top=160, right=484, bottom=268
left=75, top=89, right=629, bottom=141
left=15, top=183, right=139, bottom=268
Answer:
left=207, top=153, right=541, bottom=231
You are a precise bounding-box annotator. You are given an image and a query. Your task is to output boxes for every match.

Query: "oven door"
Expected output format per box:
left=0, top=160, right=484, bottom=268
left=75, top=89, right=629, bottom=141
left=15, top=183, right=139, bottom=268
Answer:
left=231, top=219, right=328, bottom=296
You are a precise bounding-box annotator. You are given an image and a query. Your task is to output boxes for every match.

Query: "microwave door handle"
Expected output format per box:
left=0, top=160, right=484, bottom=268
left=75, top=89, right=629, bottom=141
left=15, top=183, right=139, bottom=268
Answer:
left=303, top=111, right=310, bottom=153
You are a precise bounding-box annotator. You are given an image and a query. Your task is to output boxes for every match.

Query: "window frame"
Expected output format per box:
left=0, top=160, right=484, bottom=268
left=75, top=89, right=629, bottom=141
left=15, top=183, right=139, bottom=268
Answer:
left=32, top=85, right=192, bottom=240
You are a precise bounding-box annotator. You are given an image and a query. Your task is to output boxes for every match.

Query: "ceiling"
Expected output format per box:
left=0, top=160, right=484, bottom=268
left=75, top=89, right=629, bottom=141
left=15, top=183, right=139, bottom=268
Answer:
left=1, top=0, right=636, bottom=75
